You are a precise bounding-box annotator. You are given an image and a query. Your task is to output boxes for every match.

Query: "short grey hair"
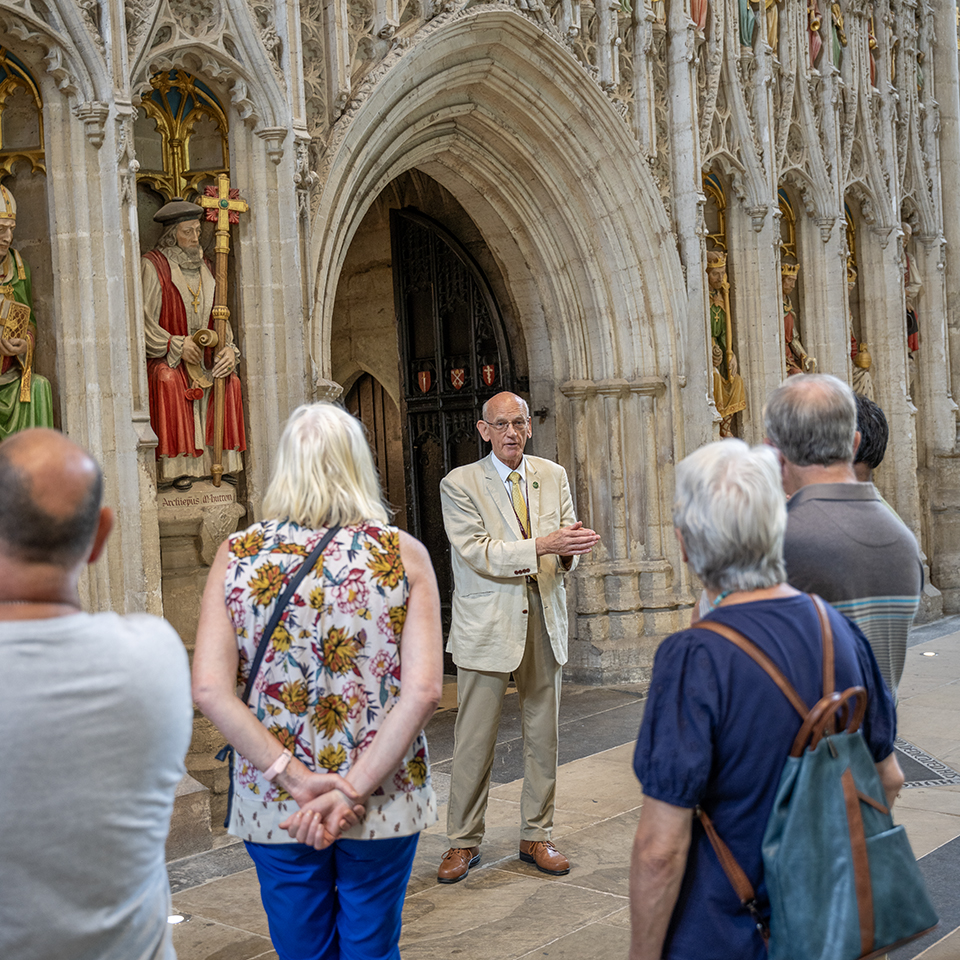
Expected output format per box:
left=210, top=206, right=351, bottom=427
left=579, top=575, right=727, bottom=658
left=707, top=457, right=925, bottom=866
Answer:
left=763, top=374, right=857, bottom=467
left=157, top=223, right=182, bottom=249
left=673, top=439, right=787, bottom=593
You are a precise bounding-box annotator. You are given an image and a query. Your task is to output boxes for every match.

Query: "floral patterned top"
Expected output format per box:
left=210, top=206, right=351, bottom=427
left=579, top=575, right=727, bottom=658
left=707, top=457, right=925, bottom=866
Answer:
left=223, top=519, right=436, bottom=843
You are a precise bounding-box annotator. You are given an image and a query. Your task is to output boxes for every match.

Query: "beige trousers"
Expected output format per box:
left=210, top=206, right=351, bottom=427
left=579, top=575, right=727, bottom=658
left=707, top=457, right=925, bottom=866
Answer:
left=446, top=585, right=563, bottom=846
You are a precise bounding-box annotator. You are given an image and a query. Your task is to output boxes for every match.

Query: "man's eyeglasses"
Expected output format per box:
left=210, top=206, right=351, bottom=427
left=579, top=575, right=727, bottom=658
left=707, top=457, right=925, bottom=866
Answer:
left=483, top=418, right=529, bottom=433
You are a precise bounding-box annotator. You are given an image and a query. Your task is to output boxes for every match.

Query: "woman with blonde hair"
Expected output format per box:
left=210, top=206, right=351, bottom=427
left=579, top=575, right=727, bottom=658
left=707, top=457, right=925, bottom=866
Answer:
left=193, top=401, right=443, bottom=960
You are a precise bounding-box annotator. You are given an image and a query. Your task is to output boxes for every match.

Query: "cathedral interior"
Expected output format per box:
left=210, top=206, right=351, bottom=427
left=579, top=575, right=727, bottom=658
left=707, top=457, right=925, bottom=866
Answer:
left=2, top=0, right=960, bottom=905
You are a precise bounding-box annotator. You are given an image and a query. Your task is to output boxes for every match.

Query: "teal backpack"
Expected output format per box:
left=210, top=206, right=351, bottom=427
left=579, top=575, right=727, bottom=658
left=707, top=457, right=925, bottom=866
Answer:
left=695, top=595, right=938, bottom=960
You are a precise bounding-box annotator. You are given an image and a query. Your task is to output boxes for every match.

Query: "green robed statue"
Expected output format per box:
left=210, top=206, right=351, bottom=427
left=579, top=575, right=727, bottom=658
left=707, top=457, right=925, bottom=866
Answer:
left=0, top=185, right=53, bottom=438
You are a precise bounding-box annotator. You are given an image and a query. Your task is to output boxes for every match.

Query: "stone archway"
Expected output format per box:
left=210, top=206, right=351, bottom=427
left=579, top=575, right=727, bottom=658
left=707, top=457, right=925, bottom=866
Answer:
left=311, top=7, right=695, bottom=680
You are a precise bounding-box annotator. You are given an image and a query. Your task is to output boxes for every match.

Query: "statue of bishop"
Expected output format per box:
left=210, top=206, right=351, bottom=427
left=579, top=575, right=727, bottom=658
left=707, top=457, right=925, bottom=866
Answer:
left=142, top=198, right=246, bottom=486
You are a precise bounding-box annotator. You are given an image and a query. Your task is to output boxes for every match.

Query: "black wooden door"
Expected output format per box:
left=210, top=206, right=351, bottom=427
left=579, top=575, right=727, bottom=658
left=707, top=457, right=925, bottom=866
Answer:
left=391, top=209, right=515, bottom=646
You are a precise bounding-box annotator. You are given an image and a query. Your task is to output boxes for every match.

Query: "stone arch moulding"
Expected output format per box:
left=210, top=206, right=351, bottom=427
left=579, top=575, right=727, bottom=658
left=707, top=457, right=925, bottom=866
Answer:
left=310, top=6, right=688, bottom=394
left=131, top=13, right=288, bottom=144
left=0, top=2, right=106, bottom=114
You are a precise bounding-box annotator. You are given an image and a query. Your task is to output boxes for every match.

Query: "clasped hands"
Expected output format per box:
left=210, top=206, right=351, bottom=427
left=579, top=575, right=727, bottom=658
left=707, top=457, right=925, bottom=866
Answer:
left=278, top=772, right=366, bottom=850
left=180, top=336, right=236, bottom=378
left=0, top=336, right=27, bottom=357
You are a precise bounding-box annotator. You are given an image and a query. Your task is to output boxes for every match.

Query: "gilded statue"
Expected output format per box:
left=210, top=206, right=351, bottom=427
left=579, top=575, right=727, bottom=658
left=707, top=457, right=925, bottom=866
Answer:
left=0, top=185, right=53, bottom=439
left=707, top=251, right=746, bottom=436
left=847, top=264, right=874, bottom=400
left=831, top=2, right=847, bottom=68
left=782, top=262, right=816, bottom=376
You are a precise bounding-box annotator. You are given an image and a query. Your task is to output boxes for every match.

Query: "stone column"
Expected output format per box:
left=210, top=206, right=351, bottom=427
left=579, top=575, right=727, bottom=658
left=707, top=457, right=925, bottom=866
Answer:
left=560, top=378, right=690, bottom=683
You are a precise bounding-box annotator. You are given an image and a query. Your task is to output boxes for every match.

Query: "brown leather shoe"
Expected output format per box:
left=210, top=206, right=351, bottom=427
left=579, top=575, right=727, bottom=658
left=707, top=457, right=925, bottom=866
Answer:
left=519, top=839, right=570, bottom=875
left=437, top=846, right=480, bottom=883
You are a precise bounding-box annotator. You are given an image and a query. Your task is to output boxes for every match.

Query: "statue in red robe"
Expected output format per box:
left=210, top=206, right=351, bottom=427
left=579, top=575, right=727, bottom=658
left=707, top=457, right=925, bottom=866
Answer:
left=141, top=199, right=245, bottom=486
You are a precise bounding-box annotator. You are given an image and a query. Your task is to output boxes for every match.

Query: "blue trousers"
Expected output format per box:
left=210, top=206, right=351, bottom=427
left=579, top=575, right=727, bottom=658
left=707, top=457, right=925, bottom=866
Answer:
left=245, top=834, right=419, bottom=960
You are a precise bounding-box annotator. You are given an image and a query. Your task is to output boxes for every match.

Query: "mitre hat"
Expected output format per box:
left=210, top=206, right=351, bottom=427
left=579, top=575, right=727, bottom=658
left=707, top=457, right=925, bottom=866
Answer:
left=0, top=184, right=17, bottom=221
left=154, top=198, right=203, bottom=226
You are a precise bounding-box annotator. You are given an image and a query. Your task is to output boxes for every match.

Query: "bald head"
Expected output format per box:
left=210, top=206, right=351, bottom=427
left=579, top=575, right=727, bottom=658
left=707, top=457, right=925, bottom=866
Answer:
left=764, top=374, right=857, bottom=467
left=0, top=428, right=103, bottom=566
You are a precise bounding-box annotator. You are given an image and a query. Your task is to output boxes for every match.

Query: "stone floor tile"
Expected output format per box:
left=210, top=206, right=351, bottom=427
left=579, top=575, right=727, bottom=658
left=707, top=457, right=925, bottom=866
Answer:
left=893, top=809, right=960, bottom=860
left=491, top=810, right=637, bottom=897
left=399, top=869, right=626, bottom=960
left=171, top=868, right=270, bottom=937
left=914, top=925, right=960, bottom=959
left=600, top=905, right=631, bottom=929
left=513, top=917, right=632, bottom=958
left=896, top=785, right=960, bottom=818
left=489, top=750, right=642, bottom=823
left=169, top=916, right=275, bottom=960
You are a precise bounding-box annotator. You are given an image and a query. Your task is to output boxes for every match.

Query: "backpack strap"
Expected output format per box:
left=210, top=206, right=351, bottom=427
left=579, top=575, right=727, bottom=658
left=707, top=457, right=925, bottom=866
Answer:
left=811, top=594, right=835, bottom=698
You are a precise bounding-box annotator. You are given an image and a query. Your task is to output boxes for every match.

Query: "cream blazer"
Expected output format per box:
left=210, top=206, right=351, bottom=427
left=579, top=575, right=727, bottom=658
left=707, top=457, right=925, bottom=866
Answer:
left=439, top=452, right=579, bottom=672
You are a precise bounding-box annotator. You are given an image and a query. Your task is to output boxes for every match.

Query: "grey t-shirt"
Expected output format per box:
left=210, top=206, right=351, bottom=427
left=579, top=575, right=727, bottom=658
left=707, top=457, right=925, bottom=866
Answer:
left=0, top=612, right=193, bottom=960
left=783, top=482, right=922, bottom=694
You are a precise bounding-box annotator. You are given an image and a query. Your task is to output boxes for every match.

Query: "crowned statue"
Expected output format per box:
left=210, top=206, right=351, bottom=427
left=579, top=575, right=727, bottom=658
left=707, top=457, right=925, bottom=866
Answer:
left=707, top=250, right=746, bottom=437
left=782, top=261, right=816, bottom=376
left=0, top=185, right=53, bottom=439
left=142, top=198, right=246, bottom=487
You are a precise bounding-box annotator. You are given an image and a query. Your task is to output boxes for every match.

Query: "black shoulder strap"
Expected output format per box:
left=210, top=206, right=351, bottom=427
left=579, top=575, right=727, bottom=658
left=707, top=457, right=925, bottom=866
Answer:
left=239, top=524, right=341, bottom=706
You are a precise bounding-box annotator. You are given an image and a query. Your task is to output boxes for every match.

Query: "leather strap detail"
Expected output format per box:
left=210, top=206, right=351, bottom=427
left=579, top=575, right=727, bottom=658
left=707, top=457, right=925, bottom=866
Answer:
left=792, top=686, right=868, bottom=757
left=695, top=620, right=809, bottom=719
left=857, top=789, right=889, bottom=815
left=811, top=594, right=834, bottom=698
left=696, top=807, right=757, bottom=906
left=842, top=767, right=875, bottom=955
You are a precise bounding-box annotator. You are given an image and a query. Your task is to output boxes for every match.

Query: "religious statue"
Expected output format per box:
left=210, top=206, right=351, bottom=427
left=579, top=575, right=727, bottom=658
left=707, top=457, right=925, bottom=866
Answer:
left=739, top=0, right=757, bottom=46
left=765, top=0, right=779, bottom=52
left=868, top=16, right=878, bottom=86
left=690, top=0, right=708, bottom=33
left=142, top=198, right=246, bottom=487
left=782, top=261, right=816, bottom=376
left=0, top=185, right=53, bottom=439
left=847, top=264, right=874, bottom=400
left=902, top=221, right=921, bottom=395
left=706, top=251, right=746, bottom=436
left=808, top=0, right=823, bottom=67
left=831, top=1, right=847, bottom=68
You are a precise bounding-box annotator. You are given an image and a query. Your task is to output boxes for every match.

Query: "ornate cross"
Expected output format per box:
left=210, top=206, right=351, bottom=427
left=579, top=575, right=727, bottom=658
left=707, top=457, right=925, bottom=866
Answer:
left=197, top=174, right=249, bottom=486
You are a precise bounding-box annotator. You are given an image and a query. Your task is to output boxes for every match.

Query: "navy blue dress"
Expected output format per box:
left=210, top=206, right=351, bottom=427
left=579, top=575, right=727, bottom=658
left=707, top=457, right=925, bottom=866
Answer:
left=633, top=594, right=896, bottom=960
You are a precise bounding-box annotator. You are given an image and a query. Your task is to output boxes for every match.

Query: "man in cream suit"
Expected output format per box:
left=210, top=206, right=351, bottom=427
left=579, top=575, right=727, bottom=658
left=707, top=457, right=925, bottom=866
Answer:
left=437, top=392, right=600, bottom=883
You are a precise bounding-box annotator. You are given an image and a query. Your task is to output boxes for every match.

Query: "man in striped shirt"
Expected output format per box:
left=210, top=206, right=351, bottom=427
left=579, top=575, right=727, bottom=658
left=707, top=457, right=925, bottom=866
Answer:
left=764, top=374, right=922, bottom=702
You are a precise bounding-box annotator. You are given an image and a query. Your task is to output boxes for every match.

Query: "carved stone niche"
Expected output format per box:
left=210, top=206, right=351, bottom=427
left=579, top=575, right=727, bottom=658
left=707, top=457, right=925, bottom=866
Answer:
left=559, top=377, right=690, bottom=684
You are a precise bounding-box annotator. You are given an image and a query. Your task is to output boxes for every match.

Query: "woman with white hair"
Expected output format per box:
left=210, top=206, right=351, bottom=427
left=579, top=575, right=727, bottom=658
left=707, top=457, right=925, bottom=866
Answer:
left=193, top=402, right=442, bottom=960
left=628, top=439, right=901, bottom=960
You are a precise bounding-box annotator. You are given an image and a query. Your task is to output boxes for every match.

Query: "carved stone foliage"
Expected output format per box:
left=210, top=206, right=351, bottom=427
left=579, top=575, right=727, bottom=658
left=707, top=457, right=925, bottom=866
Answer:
left=300, top=0, right=326, bottom=140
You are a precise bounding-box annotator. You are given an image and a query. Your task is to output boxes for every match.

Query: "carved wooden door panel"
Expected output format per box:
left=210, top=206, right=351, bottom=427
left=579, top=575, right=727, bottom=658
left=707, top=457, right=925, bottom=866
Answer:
left=391, top=209, right=515, bottom=644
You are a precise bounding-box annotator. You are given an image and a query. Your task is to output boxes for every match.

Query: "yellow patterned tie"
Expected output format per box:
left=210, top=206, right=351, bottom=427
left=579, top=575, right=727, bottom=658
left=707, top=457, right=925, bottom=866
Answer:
left=508, top=471, right=530, bottom=538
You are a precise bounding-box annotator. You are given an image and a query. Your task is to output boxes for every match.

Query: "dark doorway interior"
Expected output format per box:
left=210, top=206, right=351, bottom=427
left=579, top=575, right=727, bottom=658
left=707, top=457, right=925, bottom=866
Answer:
left=391, top=208, right=516, bottom=666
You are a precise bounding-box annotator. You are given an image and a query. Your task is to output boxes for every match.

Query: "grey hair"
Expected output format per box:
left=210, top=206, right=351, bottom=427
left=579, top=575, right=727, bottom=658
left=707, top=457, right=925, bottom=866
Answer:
left=262, top=402, right=389, bottom=528
left=481, top=393, right=529, bottom=422
left=157, top=223, right=182, bottom=249
left=763, top=373, right=857, bottom=467
left=673, top=439, right=787, bottom=593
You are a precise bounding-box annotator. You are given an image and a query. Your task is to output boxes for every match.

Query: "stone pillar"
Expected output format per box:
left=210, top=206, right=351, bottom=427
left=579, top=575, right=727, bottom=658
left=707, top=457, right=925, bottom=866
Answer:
left=230, top=128, right=312, bottom=515
left=727, top=203, right=784, bottom=443
left=931, top=454, right=960, bottom=613
left=560, top=378, right=690, bottom=682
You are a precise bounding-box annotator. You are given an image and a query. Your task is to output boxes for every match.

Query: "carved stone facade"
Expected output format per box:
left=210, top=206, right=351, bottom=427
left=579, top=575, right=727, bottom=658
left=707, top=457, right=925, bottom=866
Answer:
left=4, top=0, right=960, bottom=701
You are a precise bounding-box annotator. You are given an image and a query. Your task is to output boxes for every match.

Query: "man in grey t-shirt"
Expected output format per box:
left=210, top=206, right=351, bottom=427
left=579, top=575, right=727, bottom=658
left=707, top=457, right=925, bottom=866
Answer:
left=764, top=375, right=922, bottom=699
left=0, top=429, right=193, bottom=960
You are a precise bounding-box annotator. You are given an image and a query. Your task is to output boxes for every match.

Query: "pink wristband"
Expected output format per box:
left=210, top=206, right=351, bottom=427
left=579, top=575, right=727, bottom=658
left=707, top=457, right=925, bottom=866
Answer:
left=263, top=748, right=293, bottom=782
